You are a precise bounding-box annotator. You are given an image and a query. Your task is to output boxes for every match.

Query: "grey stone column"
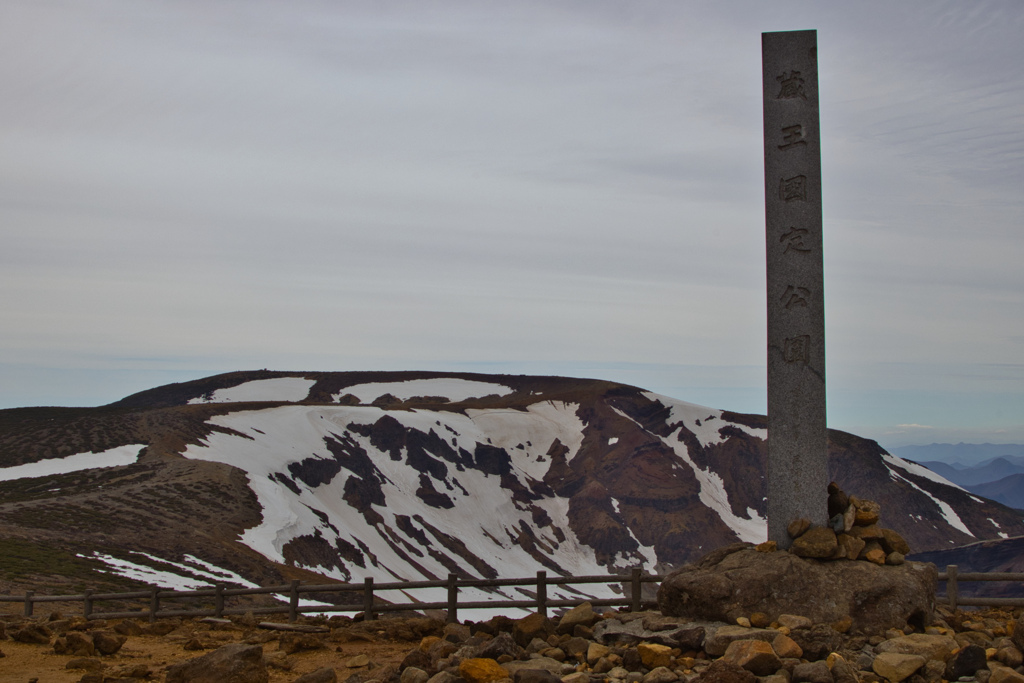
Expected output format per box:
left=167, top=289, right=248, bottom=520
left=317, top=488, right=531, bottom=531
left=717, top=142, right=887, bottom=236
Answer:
left=762, top=30, right=827, bottom=546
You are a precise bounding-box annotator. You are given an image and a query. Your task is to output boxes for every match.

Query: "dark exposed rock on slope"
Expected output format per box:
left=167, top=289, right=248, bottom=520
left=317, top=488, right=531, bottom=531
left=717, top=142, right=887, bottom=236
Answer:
left=1, top=370, right=1022, bottom=596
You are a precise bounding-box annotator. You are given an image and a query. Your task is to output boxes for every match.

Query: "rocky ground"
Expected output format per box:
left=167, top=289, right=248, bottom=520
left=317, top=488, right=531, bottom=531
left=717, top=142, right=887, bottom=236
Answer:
left=2, top=601, right=1023, bottom=683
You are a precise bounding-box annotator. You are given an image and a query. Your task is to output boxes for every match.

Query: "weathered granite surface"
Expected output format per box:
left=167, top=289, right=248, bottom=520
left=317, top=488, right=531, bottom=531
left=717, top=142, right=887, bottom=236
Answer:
left=656, top=543, right=936, bottom=635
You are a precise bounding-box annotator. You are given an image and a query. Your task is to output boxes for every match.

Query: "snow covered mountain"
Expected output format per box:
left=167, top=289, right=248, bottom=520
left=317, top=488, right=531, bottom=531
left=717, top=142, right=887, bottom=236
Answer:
left=2, top=371, right=1022, bottom=600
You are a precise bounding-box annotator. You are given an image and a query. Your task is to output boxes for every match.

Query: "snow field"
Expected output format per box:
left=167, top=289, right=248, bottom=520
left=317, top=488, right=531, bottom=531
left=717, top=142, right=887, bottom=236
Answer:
left=0, top=444, right=146, bottom=482
left=188, top=377, right=316, bottom=404
left=635, top=395, right=768, bottom=544
left=85, top=551, right=332, bottom=608
left=182, top=403, right=615, bottom=588
left=882, top=453, right=974, bottom=537
left=334, top=378, right=514, bottom=404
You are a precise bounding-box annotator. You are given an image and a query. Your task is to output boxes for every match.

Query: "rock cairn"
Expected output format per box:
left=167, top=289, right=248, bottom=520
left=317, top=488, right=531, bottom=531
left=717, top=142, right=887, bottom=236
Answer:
left=786, top=482, right=911, bottom=565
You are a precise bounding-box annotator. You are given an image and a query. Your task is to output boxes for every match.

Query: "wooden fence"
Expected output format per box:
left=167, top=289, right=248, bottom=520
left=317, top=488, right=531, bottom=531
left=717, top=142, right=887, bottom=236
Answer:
left=3, top=565, right=1022, bottom=624
left=0, top=569, right=661, bottom=624
left=938, top=566, right=1024, bottom=609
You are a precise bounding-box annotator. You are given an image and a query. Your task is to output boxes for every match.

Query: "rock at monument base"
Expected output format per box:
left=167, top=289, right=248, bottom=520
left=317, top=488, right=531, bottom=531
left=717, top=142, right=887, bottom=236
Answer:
left=790, top=526, right=838, bottom=559
left=656, top=544, right=936, bottom=635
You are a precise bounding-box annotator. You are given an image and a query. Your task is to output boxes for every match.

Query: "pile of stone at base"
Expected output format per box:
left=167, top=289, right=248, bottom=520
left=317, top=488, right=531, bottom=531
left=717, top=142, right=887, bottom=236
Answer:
left=394, top=602, right=1024, bottom=683
left=786, top=483, right=911, bottom=565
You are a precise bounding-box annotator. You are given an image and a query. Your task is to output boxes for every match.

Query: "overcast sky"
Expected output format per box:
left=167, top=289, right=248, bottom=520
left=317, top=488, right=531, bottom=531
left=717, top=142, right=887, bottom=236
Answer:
left=2, top=1, right=1022, bottom=449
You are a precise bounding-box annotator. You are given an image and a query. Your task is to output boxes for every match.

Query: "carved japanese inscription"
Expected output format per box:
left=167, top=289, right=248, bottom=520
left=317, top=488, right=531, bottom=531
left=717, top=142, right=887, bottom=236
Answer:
left=763, top=30, right=827, bottom=547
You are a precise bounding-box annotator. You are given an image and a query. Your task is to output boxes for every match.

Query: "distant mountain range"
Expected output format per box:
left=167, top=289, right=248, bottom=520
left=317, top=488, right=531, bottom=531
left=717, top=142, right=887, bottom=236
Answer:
left=2, top=370, right=1023, bottom=601
left=891, top=443, right=1024, bottom=467
left=905, top=457, right=1024, bottom=510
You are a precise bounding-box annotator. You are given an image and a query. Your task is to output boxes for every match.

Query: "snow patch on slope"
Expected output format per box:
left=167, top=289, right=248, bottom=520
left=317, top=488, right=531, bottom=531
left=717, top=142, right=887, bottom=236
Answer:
left=639, top=393, right=767, bottom=543
left=882, top=452, right=966, bottom=491
left=644, top=392, right=767, bottom=446
left=0, top=445, right=146, bottom=482
left=882, top=453, right=974, bottom=537
left=181, top=403, right=607, bottom=587
left=188, top=377, right=315, bottom=404
left=335, top=378, right=514, bottom=403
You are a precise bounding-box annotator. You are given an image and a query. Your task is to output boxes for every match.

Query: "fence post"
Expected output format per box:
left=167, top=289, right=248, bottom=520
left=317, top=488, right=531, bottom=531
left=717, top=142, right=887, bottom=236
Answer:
left=447, top=574, right=459, bottom=624
left=215, top=584, right=225, bottom=618
left=947, top=565, right=959, bottom=611
left=149, top=588, right=160, bottom=623
left=536, top=571, right=548, bottom=618
left=630, top=568, right=642, bottom=612
left=289, top=580, right=300, bottom=623
left=84, top=590, right=94, bottom=619
left=363, top=577, right=375, bottom=621
left=23, top=590, right=34, bottom=617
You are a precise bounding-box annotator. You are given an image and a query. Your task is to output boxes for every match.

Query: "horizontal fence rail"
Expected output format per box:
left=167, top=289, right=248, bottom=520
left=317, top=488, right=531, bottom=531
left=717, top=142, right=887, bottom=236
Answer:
left=937, top=565, right=1024, bottom=610
left=0, top=569, right=663, bottom=624
left=3, top=565, right=1022, bottom=623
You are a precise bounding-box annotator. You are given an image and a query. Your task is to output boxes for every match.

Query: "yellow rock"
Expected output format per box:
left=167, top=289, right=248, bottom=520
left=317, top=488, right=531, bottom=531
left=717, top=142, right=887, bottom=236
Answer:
left=346, top=654, right=370, bottom=668
left=459, top=658, right=509, bottom=683
left=772, top=633, right=803, bottom=659
left=637, top=642, right=674, bottom=669
left=736, top=617, right=751, bottom=628
left=419, top=636, right=441, bottom=652
left=755, top=541, right=777, bottom=553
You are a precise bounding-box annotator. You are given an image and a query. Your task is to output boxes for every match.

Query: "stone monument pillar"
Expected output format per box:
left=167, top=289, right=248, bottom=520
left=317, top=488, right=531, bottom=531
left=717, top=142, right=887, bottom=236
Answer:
left=762, top=30, right=827, bottom=546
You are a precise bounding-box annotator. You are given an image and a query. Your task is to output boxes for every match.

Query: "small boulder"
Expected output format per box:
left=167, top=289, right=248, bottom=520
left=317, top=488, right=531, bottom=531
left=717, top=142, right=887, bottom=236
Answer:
left=459, top=658, right=508, bottom=683
left=401, top=668, right=430, bottom=683
left=789, top=624, right=841, bottom=662
left=501, top=657, right=564, bottom=676
left=281, top=633, right=325, bottom=655
left=791, top=660, right=832, bottom=683
left=512, top=670, right=561, bottom=683
left=165, top=643, right=268, bottom=683
left=65, top=657, right=105, bottom=671
left=875, top=633, right=957, bottom=661
left=776, top=615, right=812, bottom=630
left=790, top=527, right=838, bottom=559
left=722, top=639, right=781, bottom=676
left=788, top=518, right=811, bottom=539
left=91, top=630, right=126, bottom=656
left=880, top=528, right=911, bottom=555
left=703, top=626, right=777, bottom=657
left=113, top=620, right=144, bottom=636
left=12, top=623, right=51, bottom=645
left=587, top=642, right=610, bottom=664
left=989, top=668, right=1024, bottom=683
left=477, top=632, right=524, bottom=661
left=871, top=652, right=924, bottom=682
left=694, top=658, right=756, bottom=683
left=557, top=603, right=596, bottom=635
left=636, top=642, right=673, bottom=669
left=513, top=613, right=552, bottom=648
left=641, top=666, right=678, bottom=683
left=771, top=633, right=802, bottom=659
left=1013, top=613, right=1024, bottom=652
left=945, top=644, right=988, bottom=680
left=826, top=653, right=858, bottom=683
left=346, top=654, right=370, bottom=668
left=294, top=668, right=338, bottom=683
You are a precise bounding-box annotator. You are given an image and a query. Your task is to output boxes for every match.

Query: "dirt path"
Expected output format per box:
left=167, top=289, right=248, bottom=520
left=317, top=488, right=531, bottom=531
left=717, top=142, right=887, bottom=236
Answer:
left=0, top=618, right=417, bottom=683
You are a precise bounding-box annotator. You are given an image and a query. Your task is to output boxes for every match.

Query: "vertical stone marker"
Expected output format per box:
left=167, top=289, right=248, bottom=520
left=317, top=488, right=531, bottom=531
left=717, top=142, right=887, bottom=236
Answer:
left=762, top=30, right=827, bottom=547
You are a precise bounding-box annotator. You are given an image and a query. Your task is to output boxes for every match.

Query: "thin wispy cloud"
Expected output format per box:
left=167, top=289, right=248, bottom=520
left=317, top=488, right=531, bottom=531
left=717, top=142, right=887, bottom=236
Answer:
left=1, top=1, right=1022, bottom=448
